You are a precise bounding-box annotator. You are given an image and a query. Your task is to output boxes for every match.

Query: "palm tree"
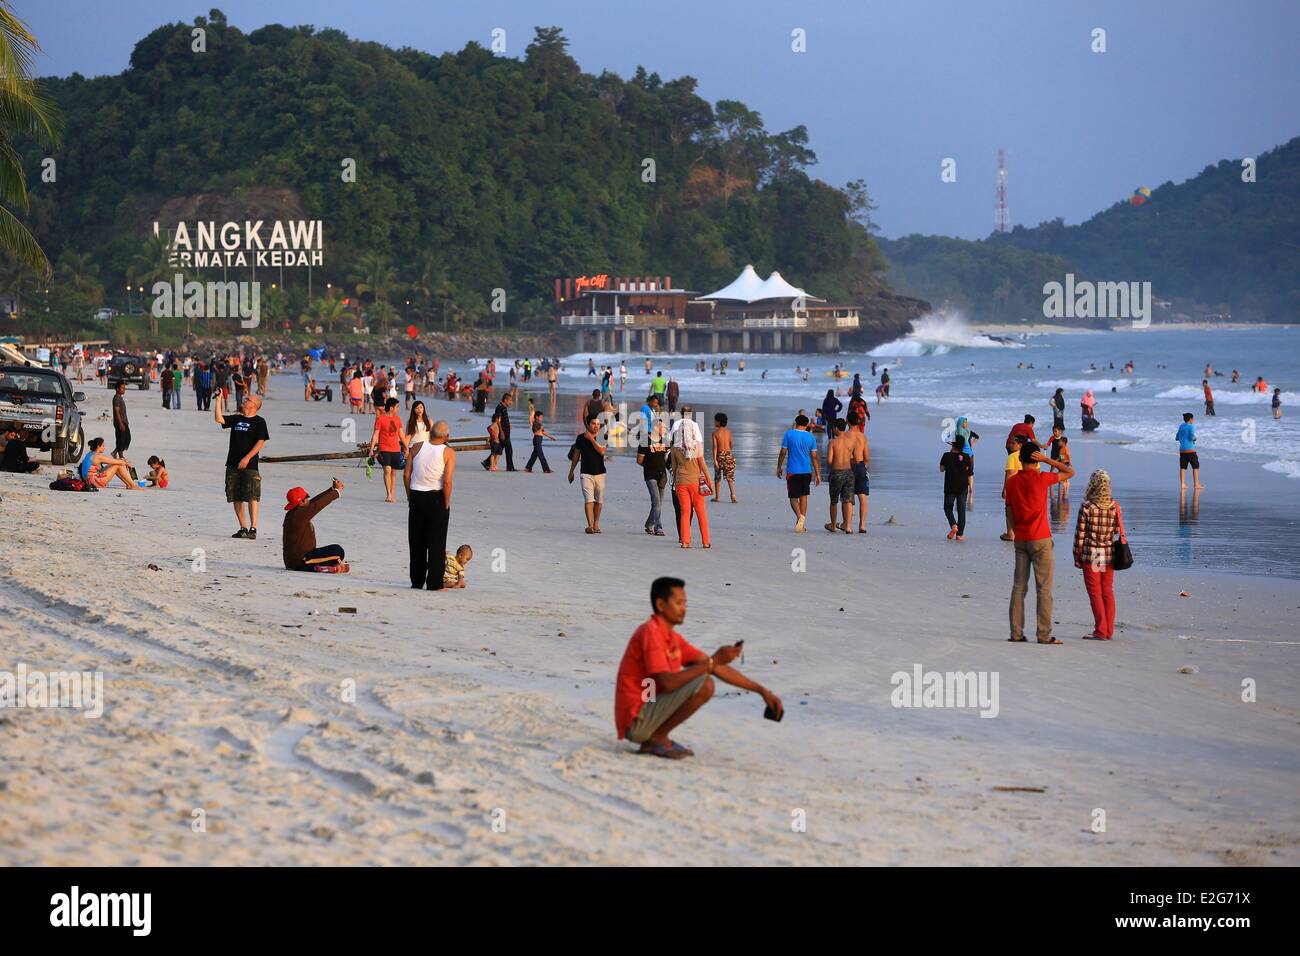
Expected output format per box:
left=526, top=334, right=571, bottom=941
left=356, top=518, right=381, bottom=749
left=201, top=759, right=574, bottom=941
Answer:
left=128, top=234, right=186, bottom=336
left=56, top=251, right=104, bottom=304
left=299, top=291, right=347, bottom=334
left=351, top=251, right=399, bottom=332
left=0, top=253, right=37, bottom=317
left=0, top=4, right=62, bottom=277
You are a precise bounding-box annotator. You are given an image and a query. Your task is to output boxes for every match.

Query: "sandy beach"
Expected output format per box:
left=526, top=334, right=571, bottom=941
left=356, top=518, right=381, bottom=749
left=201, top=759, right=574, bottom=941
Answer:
left=2, top=372, right=1298, bottom=866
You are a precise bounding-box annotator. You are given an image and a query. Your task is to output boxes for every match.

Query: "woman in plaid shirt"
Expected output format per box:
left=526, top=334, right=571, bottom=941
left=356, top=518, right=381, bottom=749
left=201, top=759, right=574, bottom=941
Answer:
left=1073, top=469, right=1123, bottom=640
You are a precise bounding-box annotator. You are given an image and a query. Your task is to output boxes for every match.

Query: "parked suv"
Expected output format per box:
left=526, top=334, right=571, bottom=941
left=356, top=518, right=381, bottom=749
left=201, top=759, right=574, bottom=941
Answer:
left=108, top=353, right=149, bottom=389
left=0, top=364, right=86, bottom=465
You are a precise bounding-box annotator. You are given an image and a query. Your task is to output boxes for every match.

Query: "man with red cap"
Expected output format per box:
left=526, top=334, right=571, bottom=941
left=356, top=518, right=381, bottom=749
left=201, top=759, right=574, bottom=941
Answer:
left=282, top=478, right=348, bottom=572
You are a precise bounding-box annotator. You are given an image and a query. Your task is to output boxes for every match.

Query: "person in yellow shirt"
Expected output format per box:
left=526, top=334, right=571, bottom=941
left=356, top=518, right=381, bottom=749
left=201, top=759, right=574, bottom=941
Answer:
left=1001, top=435, right=1025, bottom=541
left=443, top=545, right=473, bottom=589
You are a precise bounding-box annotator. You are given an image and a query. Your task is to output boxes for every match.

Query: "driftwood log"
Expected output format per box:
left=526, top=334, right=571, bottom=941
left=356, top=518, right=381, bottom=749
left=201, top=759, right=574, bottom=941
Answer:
left=262, top=436, right=489, bottom=463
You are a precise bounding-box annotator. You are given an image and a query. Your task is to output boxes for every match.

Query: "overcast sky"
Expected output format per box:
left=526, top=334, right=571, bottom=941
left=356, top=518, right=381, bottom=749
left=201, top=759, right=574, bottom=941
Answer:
left=21, top=0, right=1300, bottom=239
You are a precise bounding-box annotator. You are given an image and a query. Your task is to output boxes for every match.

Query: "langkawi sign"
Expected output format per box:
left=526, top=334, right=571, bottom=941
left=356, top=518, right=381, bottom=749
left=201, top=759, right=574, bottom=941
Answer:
left=153, top=219, right=324, bottom=268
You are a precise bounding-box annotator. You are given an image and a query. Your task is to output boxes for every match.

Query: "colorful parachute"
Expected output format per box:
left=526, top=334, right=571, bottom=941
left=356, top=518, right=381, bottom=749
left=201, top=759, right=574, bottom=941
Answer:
left=1130, top=186, right=1152, bottom=207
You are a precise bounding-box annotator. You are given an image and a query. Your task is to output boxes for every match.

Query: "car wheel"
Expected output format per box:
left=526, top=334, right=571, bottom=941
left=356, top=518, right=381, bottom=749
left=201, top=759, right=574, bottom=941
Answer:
left=67, top=427, right=85, bottom=464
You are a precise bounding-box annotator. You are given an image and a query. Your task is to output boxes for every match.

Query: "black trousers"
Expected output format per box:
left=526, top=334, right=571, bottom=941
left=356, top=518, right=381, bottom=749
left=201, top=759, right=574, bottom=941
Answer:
left=408, top=490, right=450, bottom=589
left=500, top=433, right=515, bottom=470
left=943, top=491, right=967, bottom=535
left=113, top=426, right=131, bottom=458
left=526, top=435, right=549, bottom=471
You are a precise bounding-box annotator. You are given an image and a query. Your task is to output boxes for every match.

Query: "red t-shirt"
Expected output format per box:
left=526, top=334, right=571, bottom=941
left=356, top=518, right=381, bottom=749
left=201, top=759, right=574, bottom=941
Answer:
left=613, top=615, right=704, bottom=739
left=1005, top=470, right=1059, bottom=541
left=376, top=413, right=402, bottom=453
left=1007, top=422, right=1037, bottom=447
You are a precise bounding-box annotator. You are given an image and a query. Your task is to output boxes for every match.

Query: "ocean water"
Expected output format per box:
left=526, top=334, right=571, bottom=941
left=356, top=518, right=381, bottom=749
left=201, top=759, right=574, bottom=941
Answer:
left=552, top=319, right=1299, bottom=480
left=474, top=317, right=1300, bottom=577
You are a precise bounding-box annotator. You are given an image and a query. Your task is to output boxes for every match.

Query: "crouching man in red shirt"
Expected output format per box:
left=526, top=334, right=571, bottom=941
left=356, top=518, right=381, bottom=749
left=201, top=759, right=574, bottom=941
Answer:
left=614, top=577, right=783, bottom=759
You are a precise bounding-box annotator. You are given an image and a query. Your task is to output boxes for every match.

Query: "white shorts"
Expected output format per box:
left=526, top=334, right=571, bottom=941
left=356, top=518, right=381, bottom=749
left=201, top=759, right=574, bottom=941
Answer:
left=581, top=473, right=606, bottom=504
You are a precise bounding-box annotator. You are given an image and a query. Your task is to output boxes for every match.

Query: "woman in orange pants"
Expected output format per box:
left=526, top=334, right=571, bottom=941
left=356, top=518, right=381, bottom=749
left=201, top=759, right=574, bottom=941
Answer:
left=670, top=445, right=713, bottom=549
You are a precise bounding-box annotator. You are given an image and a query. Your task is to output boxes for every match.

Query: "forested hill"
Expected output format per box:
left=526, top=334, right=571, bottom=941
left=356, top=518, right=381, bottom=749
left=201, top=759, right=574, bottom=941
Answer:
left=881, top=136, right=1300, bottom=323
left=20, top=9, right=908, bottom=331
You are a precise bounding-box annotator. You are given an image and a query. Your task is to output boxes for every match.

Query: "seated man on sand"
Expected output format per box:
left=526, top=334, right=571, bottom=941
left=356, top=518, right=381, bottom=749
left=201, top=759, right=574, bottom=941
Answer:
left=1, top=427, right=39, bottom=473
left=282, top=479, right=349, bottom=573
left=614, top=577, right=783, bottom=759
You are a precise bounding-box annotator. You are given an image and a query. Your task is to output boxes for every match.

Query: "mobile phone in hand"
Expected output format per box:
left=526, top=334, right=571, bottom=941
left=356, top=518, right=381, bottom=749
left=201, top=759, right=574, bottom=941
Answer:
left=763, top=703, right=783, bottom=722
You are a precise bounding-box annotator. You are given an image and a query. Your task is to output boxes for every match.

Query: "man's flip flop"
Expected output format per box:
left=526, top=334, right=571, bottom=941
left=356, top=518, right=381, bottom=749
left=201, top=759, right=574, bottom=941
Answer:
left=1007, top=637, right=1027, bottom=642
left=641, top=742, right=689, bottom=760
left=1037, top=638, right=1064, bottom=645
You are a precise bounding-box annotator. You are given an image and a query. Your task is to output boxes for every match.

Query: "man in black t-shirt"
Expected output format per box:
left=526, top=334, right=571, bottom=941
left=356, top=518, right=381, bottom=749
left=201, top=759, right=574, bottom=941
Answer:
left=567, top=416, right=607, bottom=534
left=939, top=438, right=974, bottom=540
left=215, top=394, right=270, bottom=539
left=491, top=393, right=516, bottom=471
left=111, top=382, right=131, bottom=458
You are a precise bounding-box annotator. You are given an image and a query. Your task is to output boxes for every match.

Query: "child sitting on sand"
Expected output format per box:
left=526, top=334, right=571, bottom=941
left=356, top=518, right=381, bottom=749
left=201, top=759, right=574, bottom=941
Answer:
left=144, top=455, right=169, bottom=488
left=443, top=545, right=473, bottom=589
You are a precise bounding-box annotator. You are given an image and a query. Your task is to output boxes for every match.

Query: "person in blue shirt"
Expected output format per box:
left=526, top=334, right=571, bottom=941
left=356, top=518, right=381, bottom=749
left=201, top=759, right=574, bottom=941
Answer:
left=639, top=395, right=661, bottom=445
left=777, top=414, right=821, bottom=532
left=1176, top=412, right=1203, bottom=491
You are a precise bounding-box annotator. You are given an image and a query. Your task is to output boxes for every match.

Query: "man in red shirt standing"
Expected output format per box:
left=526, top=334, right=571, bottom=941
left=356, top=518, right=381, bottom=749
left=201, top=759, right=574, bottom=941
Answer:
left=614, top=577, right=783, bottom=759
left=1006, top=414, right=1038, bottom=452
left=1005, top=441, right=1075, bottom=644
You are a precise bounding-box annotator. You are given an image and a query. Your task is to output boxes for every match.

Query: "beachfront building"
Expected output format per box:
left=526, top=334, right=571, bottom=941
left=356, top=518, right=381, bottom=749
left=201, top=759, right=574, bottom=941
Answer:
left=555, top=274, right=701, bottom=353
left=695, top=265, right=860, bottom=353
left=555, top=265, right=860, bottom=354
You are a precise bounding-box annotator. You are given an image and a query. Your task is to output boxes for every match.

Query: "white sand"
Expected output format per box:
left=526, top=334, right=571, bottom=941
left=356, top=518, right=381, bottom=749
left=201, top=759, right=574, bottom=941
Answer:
left=1, top=373, right=1297, bottom=865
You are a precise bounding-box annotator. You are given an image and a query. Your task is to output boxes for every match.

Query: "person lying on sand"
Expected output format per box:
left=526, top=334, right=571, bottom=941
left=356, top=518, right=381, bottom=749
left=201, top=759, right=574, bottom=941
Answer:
left=614, top=577, right=783, bottom=759
left=282, top=479, right=349, bottom=573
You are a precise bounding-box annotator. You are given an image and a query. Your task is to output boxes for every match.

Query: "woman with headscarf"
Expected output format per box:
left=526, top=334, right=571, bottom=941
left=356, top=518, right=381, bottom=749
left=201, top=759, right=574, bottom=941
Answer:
left=954, top=416, right=980, bottom=507
left=821, top=390, right=843, bottom=433
left=1080, top=389, right=1098, bottom=430
left=850, top=373, right=863, bottom=400
left=1073, top=469, right=1124, bottom=640
left=668, top=407, right=712, bottom=548
left=1050, top=387, right=1066, bottom=431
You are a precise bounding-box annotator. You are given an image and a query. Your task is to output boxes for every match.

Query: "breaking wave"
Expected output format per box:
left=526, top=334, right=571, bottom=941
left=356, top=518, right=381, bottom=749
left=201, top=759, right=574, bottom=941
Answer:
left=869, top=311, right=1018, bottom=358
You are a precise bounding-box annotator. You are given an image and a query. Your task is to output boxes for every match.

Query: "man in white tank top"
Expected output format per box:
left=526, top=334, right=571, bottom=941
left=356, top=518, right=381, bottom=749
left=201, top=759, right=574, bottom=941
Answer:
left=404, top=420, right=457, bottom=589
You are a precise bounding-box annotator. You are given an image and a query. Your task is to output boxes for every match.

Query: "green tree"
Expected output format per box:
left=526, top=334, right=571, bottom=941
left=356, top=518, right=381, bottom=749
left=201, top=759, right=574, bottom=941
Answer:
left=0, top=3, right=61, bottom=277
left=55, top=250, right=104, bottom=304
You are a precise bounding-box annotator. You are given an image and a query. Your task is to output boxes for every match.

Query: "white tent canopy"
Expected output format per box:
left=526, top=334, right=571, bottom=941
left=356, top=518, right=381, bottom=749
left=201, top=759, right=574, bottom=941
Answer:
left=700, top=264, right=818, bottom=302
left=699, top=264, right=766, bottom=302
left=755, top=270, right=810, bottom=301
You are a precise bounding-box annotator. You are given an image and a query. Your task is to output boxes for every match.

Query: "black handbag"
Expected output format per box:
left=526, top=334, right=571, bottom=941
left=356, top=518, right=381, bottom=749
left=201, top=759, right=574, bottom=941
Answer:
left=1112, top=501, right=1133, bottom=571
